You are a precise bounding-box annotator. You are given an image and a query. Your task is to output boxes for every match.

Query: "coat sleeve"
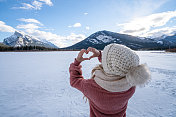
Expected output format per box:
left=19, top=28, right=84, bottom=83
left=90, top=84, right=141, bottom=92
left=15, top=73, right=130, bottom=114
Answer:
left=69, top=59, right=86, bottom=93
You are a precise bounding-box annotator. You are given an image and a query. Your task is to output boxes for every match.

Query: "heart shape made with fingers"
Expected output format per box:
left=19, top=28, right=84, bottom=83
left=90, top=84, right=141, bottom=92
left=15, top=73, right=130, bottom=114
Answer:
left=82, top=50, right=94, bottom=60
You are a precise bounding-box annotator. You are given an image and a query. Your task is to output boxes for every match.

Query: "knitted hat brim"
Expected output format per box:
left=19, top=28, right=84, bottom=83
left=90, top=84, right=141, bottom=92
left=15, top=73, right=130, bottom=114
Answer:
left=102, top=44, right=113, bottom=75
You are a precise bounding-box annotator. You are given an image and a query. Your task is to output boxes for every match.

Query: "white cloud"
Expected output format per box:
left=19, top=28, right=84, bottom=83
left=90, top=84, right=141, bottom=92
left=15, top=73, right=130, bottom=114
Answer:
left=32, top=0, right=43, bottom=10
left=118, top=11, right=176, bottom=37
left=25, top=29, right=66, bottom=47
left=143, top=26, right=176, bottom=38
left=24, top=29, right=85, bottom=47
left=68, top=23, right=82, bottom=28
left=0, top=19, right=84, bottom=47
left=39, top=0, right=53, bottom=6
left=13, top=3, right=35, bottom=10
left=86, top=26, right=90, bottom=30
left=16, top=22, right=85, bottom=47
left=73, top=23, right=81, bottom=27
left=0, top=21, right=15, bottom=32
left=12, top=0, right=53, bottom=10
left=84, top=13, right=88, bottom=15
left=16, top=24, right=40, bottom=29
left=65, top=33, right=86, bottom=42
left=18, top=18, right=43, bottom=25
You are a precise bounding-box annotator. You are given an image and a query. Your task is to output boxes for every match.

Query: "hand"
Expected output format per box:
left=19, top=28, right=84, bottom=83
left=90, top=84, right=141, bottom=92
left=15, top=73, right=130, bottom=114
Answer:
left=76, top=49, right=89, bottom=62
left=87, top=47, right=100, bottom=60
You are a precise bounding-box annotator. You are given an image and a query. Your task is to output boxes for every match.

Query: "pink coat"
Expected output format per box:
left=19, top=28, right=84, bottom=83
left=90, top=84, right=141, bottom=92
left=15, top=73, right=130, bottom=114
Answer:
left=69, top=53, right=135, bottom=117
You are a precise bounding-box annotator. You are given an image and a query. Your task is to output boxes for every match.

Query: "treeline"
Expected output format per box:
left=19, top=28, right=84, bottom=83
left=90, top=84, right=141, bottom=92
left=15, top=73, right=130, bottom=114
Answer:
left=1, top=45, right=176, bottom=52
left=0, top=45, right=61, bottom=51
left=139, top=46, right=176, bottom=51
left=166, top=48, right=176, bottom=52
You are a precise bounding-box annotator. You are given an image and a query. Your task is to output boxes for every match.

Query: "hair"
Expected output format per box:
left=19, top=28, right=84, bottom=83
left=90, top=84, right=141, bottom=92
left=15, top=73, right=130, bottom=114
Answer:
left=83, top=64, right=105, bottom=103
left=91, top=64, right=105, bottom=79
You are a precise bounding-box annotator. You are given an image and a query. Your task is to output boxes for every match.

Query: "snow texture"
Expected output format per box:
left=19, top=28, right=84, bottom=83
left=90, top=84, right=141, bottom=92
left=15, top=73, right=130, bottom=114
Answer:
left=96, top=35, right=115, bottom=43
left=0, top=51, right=176, bottom=117
left=89, top=38, right=99, bottom=44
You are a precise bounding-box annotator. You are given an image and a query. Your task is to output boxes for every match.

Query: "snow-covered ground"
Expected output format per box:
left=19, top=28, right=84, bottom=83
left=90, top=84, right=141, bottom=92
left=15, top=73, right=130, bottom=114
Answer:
left=0, top=51, right=176, bottom=117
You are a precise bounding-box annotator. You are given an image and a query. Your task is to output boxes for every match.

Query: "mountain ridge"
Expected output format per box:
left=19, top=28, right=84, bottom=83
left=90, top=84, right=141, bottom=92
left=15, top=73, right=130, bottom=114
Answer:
left=2, top=30, right=176, bottom=50
left=3, top=31, right=58, bottom=48
left=64, top=30, right=173, bottom=50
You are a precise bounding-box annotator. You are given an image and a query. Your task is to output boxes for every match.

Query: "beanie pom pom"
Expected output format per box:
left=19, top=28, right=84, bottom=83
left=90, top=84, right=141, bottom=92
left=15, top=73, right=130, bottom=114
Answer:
left=126, top=63, right=151, bottom=87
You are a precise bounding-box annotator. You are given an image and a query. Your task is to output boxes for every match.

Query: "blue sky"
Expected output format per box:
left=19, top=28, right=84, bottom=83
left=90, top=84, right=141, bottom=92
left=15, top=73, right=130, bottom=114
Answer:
left=0, top=0, right=176, bottom=47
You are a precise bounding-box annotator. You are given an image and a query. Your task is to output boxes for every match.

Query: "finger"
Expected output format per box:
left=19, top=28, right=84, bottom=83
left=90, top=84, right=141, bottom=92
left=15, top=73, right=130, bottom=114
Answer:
left=89, top=48, right=96, bottom=54
left=82, top=49, right=88, bottom=55
left=85, top=49, right=88, bottom=54
left=88, top=55, right=95, bottom=60
left=87, top=47, right=92, bottom=50
left=83, top=58, right=89, bottom=60
left=91, top=48, right=95, bottom=52
left=87, top=47, right=90, bottom=53
left=87, top=47, right=93, bottom=53
left=79, top=49, right=86, bottom=56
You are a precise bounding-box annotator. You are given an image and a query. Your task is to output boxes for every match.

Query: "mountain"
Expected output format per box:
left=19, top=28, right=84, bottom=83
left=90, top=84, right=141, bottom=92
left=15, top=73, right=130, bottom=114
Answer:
left=3, top=31, right=58, bottom=48
left=65, top=30, right=166, bottom=50
left=157, top=34, right=176, bottom=47
left=0, top=42, right=9, bottom=47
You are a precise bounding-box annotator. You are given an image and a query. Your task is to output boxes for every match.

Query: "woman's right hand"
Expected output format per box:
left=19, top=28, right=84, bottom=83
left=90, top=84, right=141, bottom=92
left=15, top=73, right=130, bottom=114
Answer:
left=87, top=47, right=100, bottom=60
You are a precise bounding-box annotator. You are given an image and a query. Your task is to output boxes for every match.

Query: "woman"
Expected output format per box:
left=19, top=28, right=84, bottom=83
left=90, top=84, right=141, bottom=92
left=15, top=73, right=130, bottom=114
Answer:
left=69, top=43, right=151, bottom=117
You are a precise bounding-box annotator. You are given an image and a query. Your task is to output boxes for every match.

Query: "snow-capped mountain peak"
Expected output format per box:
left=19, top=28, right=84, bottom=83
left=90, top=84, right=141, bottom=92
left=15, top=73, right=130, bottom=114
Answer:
left=65, top=30, right=176, bottom=50
left=14, top=31, right=25, bottom=38
left=3, top=31, right=58, bottom=48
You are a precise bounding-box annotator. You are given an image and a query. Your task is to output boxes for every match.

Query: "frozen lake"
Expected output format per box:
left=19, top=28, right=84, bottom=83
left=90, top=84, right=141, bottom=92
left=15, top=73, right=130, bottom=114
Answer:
left=0, top=51, right=176, bottom=117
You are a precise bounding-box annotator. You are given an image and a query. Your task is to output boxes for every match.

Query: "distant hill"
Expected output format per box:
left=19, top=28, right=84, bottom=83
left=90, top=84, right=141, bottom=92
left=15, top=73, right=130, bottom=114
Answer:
left=0, top=42, right=9, bottom=47
left=3, top=31, right=58, bottom=48
left=64, top=30, right=176, bottom=50
left=158, top=34, right=176, bottom=46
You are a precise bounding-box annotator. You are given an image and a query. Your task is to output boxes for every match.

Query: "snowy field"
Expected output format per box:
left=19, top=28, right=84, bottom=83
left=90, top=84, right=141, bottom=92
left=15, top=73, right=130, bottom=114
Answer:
left=0, top=51, right=176, bottom=117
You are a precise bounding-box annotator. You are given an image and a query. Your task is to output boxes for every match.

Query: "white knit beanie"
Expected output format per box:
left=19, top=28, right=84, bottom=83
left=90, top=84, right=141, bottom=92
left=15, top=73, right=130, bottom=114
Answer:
left=101, top=43, right=151, bottom=86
